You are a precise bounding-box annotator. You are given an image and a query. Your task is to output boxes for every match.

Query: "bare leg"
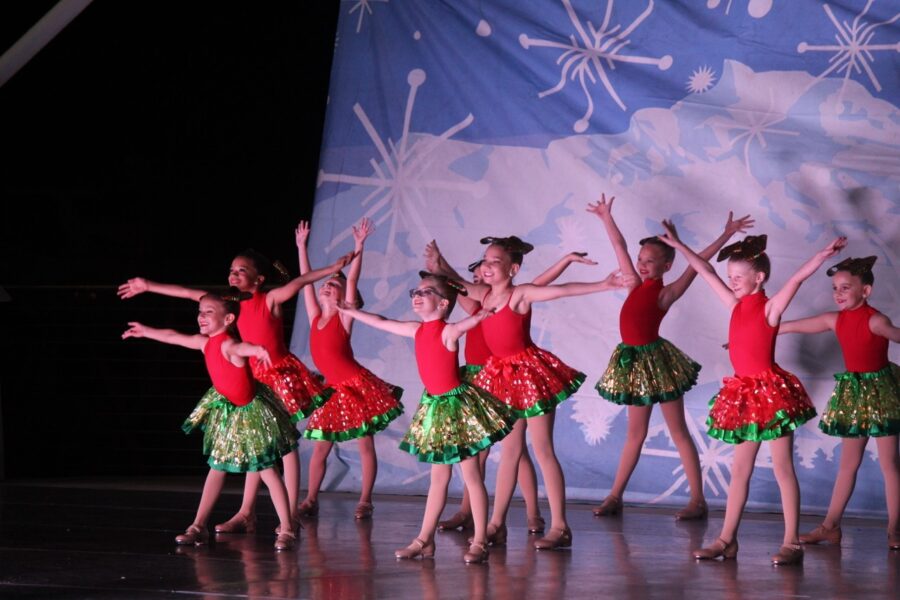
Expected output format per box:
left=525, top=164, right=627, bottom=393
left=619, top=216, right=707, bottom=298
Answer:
left=718, top=441, right=760, bottom=543
left=528, top=411, right=568, bottom=532
left=233, top=472, right=261, bottom=519
left=608, top=405, right=652, bottom=498
left=417, top=465, right=452, bottom=541
left=192, top=469, right=227, bottom=527
left=876, top=435, right=900, bottom=533
left=660, top=400, right=705, bottom=504
left=303, top=441, right=333, bottom=504
left=518, top=449, right=544, bottom=522
left=820, top=437, right=867, bottom=528
left=357, top=435, right=377, bottom=505
left=282, top=448, right=301, bottom=520
left=458, top=450, right=489, bottom=515
left=489, top=419, right=525, bottom=530
left=770, top=434, right=801, bottom=546
left=259, top=467, right=294, bottom=534
left=460, top=457, right=488, bottom=545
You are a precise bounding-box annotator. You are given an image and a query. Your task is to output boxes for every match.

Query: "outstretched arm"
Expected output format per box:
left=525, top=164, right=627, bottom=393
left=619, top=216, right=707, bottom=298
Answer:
left=337, top=304, right=421, bottom=338
left=296, top=220, right=321, bottom=325
left=117, top=278, right=206, bottom=302
left=443, top=308, right=494, bottom=347
left=531, top=252, right=597, bottom=286
left=766, top=237, right=847, bottom=326
left=779, top=312, right=838, bottom=335
left=267, top=250, right=354, bottom=307
left=516, top=269, right=629, bottom=307
left=225, top=340, right=273, bottom=369
left=660, top=212, right=754, bottom=310
left=870, top=313, right=900, bottom=343
left=587, top=194, right=640, bottom=287
left=657, top=222, right=736, bottom=309
left=121, top=322, right=206, bottom=350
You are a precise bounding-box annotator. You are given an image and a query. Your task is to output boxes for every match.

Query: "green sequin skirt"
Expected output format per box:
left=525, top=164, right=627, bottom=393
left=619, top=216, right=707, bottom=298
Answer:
left=182, top=385, right=299, bottom=473
left=595, top=338, right=701, bottom=405
left=399, top=382, right=516, bottom=464
left=459, top=364, right=484, bottom=385
left=819, top=363, right=900, bottom=438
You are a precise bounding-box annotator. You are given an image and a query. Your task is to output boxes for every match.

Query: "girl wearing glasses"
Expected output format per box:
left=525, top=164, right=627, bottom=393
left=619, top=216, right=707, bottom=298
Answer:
left=338, top=272, right=515, bottom=564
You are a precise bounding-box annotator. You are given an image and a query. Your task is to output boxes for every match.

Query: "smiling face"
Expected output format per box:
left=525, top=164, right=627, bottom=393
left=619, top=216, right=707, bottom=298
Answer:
left=726, top=259, right=766, bottom=299
left=831, top=271, right=870, bottom=311
left=197, top=297, right=234, bottom=336
left=228, top=256, right=262, bottom=292
left=636, top=244, right=672, bottom=281
left=478, top=245, right=518, bottom=286
left=410, top=278, right=449, bottom=319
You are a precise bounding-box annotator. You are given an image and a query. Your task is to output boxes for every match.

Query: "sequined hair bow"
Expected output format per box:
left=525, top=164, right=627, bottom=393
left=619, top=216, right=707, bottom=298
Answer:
left=826, top=256, right=876, bottom=277
left=717, top=234, right=768, bottom=263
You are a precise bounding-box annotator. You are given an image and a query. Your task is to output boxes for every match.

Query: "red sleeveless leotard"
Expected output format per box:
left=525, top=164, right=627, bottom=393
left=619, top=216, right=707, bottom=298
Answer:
left=310, top=315, right=364, bottom=384
left=238, top=291, right=289, bottom=368
left=203, top=332, right=254, bottom=406
left=415, top=320, right=461, bottom=396
left=464, top=302, right=493, bottom=366
left=728, top=291, right=777, bottom=377
left=480, top=296, right=532, bottom=357
left=835, top=303, right=889, bottom=373
left=620, top=278, right=667, bottom=345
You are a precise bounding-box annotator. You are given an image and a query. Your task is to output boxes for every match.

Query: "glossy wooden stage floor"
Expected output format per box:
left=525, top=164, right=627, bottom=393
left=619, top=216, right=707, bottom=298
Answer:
left=1, top=480, right=897, bottom=599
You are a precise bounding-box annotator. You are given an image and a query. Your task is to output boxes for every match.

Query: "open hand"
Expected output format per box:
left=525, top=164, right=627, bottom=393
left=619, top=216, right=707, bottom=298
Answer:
left=117, top=278, right=148, bottom=299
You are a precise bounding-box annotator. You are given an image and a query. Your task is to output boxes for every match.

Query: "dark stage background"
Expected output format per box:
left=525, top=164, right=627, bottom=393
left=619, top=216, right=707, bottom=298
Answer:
left=0, top=2, right=339, bottom=479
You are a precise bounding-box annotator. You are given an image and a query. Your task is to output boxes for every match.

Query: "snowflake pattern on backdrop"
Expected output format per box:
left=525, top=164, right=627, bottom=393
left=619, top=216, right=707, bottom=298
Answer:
left=519, top=0, right=673, bottom=133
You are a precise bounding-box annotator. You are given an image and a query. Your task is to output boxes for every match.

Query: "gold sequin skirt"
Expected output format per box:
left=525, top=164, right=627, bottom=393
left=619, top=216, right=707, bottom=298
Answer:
left=473, top=345, right=585, bottom=418
left=595, top=338, right=701, bottom=405
left=182, top=385, right=299, bottom=472
left=303, top=367, right=404, bottom=442
left=251, top=353, right=332, bottom=421
left=399, top=382, right=515, bottom=464
left=819, top=363, right=900, bottom=438
left=707, top=364, right=816, bottom=444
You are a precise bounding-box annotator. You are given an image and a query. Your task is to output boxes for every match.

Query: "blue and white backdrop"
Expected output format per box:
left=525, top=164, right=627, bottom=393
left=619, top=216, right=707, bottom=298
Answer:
left=293, top=0, right=900, bottom=517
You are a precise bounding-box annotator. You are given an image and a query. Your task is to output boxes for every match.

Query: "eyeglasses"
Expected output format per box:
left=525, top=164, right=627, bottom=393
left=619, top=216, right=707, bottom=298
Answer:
left=409, top=287, right=445, bottom=299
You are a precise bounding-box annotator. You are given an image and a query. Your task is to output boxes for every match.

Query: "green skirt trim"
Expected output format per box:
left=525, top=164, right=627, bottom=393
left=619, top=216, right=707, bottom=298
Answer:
left=707, top=407, right=816, bottom=444
left=304, top=405, right=405, bottom=442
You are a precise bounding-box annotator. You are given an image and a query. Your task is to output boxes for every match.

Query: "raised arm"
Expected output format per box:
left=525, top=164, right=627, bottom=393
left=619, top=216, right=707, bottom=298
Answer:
left=657, top=222, right=736, bottom=309
left=587, top=194, right=640, bottom=287
left=337, top=304, right=421, bottom=338
left=117, top=278, right=206, bottom=302
left=870, top=313, right=900, bottom=343
left=121, top=322, right=206, bottom=350
left=660, top=212, right=754, bottom=310
left=267, top=250, right=354, bottom=308
left=424, top=240, right=489, bottom=303
left=779, top=312, right=838, bottom=334
left=296, top=220, right=321, bottom=324
left=531, top=252, right=597, bottom=286
left=342, top=218, right=373, bottom=330
left=766, top=237, right=847, bottom=326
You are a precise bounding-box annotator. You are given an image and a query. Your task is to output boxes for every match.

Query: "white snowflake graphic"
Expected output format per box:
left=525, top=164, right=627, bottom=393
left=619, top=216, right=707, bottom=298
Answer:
left=317, top=69, right=483, bottom=270
left=519, top=0, right=673, bottom=133
left=344, top=0, right=389, bottom=34
left=570, top=397, right=624, bottom=445
left=704, top=88, right=799, bottom=174
left=686, top=65, right=717, bottom=93
left=797, top=0, right=900, bottom=96
left=643, top=412, right=773, bottom=503
left=706, top=0, right=774, bottom=19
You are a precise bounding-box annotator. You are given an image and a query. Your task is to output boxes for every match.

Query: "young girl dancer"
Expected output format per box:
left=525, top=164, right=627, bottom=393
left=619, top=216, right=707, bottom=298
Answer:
left=658, top=227, right=846, bottom=565
left=588, top=194, right=753, bottom=519
left=427, top=243, right=595, bottom=534
left=296, top=218, right=404, bottom=520
left=779, top=256, right=900, bottom=550
left=122, top=292, right=299, bottom=550
left=339, top=272, right=515, bottom=563
left=118, top=242, right=351, bottom=532
left=433, top=235, right=629, bottom=550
